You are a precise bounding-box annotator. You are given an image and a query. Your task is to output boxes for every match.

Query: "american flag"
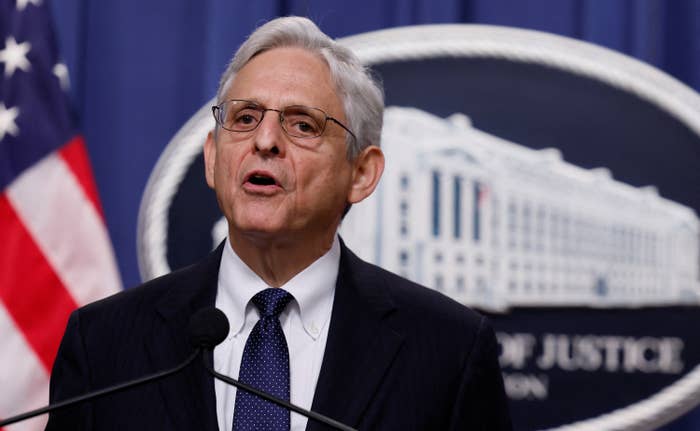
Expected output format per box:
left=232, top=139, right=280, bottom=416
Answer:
left=0, top=0, right=121, bottom=429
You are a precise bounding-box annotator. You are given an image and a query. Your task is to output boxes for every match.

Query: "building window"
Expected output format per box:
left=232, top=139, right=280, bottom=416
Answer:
left=453, top=176, right=462, bottom=239
left=491, top=195, right=500, bottom=247
left=473, top=181, right=484, bottom=243
left=522, top=203, right=531, bottom=251
left=432, top=171, right=441, bottom=237
left=399, top=250, right=409, bottom=266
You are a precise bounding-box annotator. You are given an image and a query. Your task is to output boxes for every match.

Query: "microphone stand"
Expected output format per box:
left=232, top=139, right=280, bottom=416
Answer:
left=0, top=349, right=201, bottom=427
left=2, top=307, right=356, bottom=431
left=201, top=355, right=357, bottom=431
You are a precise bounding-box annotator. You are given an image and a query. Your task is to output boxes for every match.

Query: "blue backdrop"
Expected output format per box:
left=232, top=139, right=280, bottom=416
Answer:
left=47, top=1, right=700, bottom=429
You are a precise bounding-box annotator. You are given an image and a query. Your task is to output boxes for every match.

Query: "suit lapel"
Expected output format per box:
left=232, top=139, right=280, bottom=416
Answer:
left=145, top=244, right=224, bottom=431
left=139, top=241, right=401, bottom=430
left=308, top=243, right=404, bottom=430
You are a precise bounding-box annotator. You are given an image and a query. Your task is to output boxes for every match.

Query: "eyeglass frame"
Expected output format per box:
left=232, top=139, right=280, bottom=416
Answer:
left=211, top=99, right=357, bottom=143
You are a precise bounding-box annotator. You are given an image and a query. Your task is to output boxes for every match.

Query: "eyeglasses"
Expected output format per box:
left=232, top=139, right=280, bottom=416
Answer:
left=212, top=99, right=357, bottom=143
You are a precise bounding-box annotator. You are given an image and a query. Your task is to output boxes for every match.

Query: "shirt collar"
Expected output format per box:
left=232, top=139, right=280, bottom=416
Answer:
left=217, top=235, right=339, bottom=340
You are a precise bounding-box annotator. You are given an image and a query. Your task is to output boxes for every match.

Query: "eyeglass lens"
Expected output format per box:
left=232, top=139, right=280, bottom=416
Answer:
left=220, top=101, right=327, bottom=138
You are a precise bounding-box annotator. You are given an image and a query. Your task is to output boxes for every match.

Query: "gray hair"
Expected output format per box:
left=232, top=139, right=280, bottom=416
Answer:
left=215, top=16, right=384, bottom=159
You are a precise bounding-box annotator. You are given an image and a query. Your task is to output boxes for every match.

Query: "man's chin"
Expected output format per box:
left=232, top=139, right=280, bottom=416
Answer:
left=233, top=222, right=285, bottom=237
left=229, top=217, right=291, bottom=241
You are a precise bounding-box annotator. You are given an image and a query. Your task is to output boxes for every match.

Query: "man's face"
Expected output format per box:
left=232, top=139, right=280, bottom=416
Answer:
left=204, top=47, right=369, bottom=246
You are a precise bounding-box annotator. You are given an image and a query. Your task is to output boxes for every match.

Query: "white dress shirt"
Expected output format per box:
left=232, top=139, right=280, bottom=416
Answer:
left=214, top=236, right=339, bottom=431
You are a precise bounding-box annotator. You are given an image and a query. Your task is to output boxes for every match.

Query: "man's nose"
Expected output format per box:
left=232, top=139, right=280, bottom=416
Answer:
left=253, top=111, right=285, bottom=156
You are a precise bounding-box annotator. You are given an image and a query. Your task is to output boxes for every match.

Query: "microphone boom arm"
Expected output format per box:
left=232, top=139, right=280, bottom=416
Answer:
left=2, top=307, right=357, bottom=431
left=0, top=348, right=201, bottom=427
left=201, top=355, right=357, bottom=431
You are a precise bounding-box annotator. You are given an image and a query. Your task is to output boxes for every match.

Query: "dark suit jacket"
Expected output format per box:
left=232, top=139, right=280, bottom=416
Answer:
left=46, top=241, right=512, bottom=430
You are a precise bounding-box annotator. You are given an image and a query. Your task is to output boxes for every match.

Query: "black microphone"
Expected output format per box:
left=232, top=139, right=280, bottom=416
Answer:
left=0, top=309, right=221, bottom=427
left=194, top=308, right=357, bottom=431
left=188, top=306, right=230, bottom=349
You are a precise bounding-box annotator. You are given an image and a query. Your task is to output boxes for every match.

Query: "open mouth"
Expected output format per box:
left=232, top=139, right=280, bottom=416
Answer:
left=246, top=173, right=278, bottom=186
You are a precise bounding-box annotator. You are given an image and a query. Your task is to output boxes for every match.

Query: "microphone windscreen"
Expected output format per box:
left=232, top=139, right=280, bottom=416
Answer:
left=187, top=307, right=230, bottom=349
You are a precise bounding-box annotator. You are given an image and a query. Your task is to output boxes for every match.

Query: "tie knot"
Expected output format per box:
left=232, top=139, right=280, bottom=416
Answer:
left=252, top=288, right=293, bottom=318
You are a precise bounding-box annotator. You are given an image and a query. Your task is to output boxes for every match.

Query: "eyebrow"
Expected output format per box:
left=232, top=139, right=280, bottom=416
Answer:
left=228, top=97, right=327, bottom=110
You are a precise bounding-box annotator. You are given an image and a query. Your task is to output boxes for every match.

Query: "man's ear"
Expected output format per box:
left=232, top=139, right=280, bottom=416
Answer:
left=348, top=145, right=385, bottom=204
left=203, top=131, right=216, bottom=189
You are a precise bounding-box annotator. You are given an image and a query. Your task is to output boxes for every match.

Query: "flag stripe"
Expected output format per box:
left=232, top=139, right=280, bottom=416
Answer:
left=1, top=3, right=122, bottom=429
left=58, top=136, right=104, bottom=219
left=0, top=304, right=49, bottom=431
left=6, top=148, right=122, bottom=307
left=0, top=194, right=77, bottom=371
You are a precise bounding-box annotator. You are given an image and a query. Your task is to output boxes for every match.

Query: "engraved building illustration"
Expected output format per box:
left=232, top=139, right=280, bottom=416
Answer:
left=339, top=107, right=700, bottom=311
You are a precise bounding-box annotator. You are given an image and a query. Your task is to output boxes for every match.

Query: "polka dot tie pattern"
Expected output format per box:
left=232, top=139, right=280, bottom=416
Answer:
left=232, top=288, right=294, bottom=431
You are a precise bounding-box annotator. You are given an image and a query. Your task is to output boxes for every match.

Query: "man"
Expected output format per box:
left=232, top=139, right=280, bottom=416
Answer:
left=47, top=16, right=512, bottom=430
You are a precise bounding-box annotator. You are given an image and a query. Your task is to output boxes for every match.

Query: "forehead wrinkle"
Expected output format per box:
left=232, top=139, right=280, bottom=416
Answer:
left=226, top=47, right=344, bottom=119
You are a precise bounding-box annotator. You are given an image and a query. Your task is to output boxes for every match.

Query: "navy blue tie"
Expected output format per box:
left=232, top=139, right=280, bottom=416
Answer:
left=233, top=288, right=294, bottom=431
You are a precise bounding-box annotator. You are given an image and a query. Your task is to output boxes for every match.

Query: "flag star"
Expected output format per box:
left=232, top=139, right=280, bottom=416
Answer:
left=53, top=62, right=70, bottom=90
left=0, top=37, right=32, bottom=78
left=16, top=0, right=42, bottom=11
left=0, top=103, right=20, bottom=141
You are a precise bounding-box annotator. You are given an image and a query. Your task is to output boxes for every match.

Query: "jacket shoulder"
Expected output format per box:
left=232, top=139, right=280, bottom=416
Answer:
left=341, top=244, right=486, bottom=333
left=74, top=244, right=223, bottom=329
